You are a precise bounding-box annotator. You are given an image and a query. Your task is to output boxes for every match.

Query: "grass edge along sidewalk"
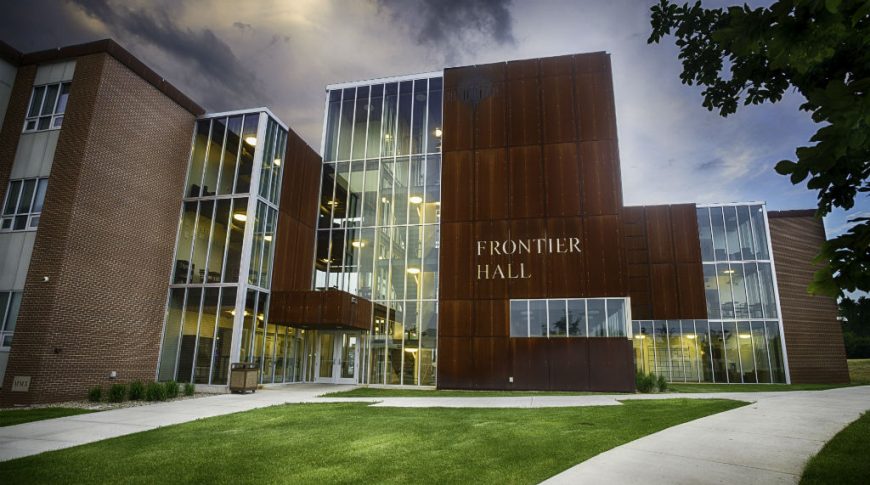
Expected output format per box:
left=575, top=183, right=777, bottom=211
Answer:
left=800, top=411, right=870, bottom=485
left=0, top=399, right=745, bottom=484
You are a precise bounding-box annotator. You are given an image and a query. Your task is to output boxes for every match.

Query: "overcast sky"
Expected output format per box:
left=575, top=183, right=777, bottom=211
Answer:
left=2, top=0, right=866, bottom=240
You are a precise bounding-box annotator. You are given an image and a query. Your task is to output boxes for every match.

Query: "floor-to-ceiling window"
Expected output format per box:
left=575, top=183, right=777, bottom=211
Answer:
left=632, top=203, right=788, bottom=383
left=158, top=110, right=289, bottom=385
left=318, top=74, right=442, bottom=386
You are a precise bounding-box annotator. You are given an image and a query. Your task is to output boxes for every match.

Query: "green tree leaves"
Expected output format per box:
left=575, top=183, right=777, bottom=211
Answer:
left=650, top=0, right=870, bottom=297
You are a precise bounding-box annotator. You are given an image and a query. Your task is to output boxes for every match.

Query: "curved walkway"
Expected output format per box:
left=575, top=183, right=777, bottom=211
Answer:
left=1, top=383, right=868, bottom=485
left=542, top=385, right=870, bottom=484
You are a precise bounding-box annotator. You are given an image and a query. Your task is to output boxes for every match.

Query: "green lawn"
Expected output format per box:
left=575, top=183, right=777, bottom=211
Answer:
left=800, top=412, right=870, bottom=485
left=0, top=408, right=95, bottom=427
left=0, top=399, right=744, bottom=484
left=848, top=359, right=870, bottom=384
left=667, top=383, right=850, bottom=393
left=322, top=387, right=619, bottom=398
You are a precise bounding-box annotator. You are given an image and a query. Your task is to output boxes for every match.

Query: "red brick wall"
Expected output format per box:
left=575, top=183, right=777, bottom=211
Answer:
left=768, top=212, right=849, bottom=384
left=1, top=53, right=196, bottom=405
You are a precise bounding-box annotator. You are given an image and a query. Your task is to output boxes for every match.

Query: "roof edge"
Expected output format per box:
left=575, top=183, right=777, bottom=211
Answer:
left=18, top=39, right=204, bottom=116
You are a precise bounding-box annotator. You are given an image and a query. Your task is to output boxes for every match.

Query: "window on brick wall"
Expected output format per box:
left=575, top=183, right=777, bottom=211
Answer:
left=23, top=81, right=71, bottom=132
left=1, top=178, right=48, bottom=231
left=0, top=291, right=21, bottom=348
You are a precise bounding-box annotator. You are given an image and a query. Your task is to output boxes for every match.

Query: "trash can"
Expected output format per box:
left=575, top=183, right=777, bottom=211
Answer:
left=229, top=362, right=259, bottom=394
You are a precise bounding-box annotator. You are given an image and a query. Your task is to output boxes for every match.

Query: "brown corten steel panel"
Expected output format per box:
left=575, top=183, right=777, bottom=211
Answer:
left=440, top=150, right=474, bottom=223
left=474, top=148, right=509, bottom=221
left=473, top=220, right=510, bottom=301
left=645, top=206, right=675, bottom=263
left=768, top=213, right=849, bottom=383
left=507, top=76, right=542, bottom=147
left=542, top=143, right=582, bottom=217
left=1, top=53, right=196, bottom=405
left=508, top=145, right=546, bottom=219
left=438, top=51, right=635, bottom=392
left=271, top=127, right=321, bottom=293
left=270, top=290, right=370, bottom=331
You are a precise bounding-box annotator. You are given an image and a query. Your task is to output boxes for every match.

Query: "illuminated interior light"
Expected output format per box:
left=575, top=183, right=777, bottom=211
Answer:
left=351, top=240, right=366, bottom=248
left=244, top=136, right=257, bottom=146
left=409, top=196, right=423, bottom=204
left=433, top=127, right=442, bottom=138
left=233, top=213, right=247, bottom=222
left=264, top=235, right=273, bottom=242
left=406, top=267, right=421, bottom=275
left=273, top=158, right=281, bottom=166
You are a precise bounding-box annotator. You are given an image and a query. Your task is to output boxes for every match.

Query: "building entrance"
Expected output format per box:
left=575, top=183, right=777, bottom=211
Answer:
left=314, top=332, right=360, bottom=384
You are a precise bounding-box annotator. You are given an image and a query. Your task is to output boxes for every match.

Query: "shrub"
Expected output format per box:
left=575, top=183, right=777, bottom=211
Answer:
left=657, top=374, right=669, bottom=392
left=164, top=380, right=179, bottom=399
left=635, top=372, right=655, bottom=393
left=128, top=380, right=145, bottom=401
left=183, top=382, right=195, bottom=397
left=108, top=383, right=127, bottom=403
left=87, top=386, right=102, bottom=402
left=145, top=381, right=166, bottom=401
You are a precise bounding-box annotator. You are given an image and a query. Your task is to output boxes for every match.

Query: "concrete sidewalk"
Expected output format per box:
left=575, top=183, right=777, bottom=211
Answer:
left=542, top=385, right=870, bottom=484
left=0, top=384, right=363, bottom=461
left=2, top=383, right=868, bottom=482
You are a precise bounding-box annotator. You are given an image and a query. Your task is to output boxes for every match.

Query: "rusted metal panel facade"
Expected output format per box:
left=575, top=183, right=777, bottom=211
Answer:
left=768, top=211, right=849, bottom=383
left=271, top=128, right=321, bottom=292
left=623, top=204, right=707, bottom=321
left=438, top=53, right=635, bottom=391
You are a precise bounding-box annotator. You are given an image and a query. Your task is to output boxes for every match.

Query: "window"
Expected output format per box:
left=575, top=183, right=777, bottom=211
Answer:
left=24, top=82, right=71, bottom=132
left=0, top=291, right=22, bottom=348
left=509, top=298, right=629, bottom=338
left=2, top=178, right=48, bottom=231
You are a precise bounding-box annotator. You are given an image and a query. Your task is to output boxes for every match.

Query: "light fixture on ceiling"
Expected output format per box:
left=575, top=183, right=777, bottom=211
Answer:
left=634, top=334, right=645, bottom=339
left=245, top=136, right=257, bottom=146
left=264, top=235, right=273, bottom=242
left=685, top=334, right=696, bottom=339
left=326, top=199, right=338, bottom=206
left=433, top=127, right=442, bottom=138
left=406, top=267, right=421, bottom=275
left=233, top=212, right=247, bottom=222
left=409, top=195, right=423, bottom=204
left=723, top=269, right=735, bottom=275
left=351, top=240, right=366, bottom=248
left=274, top=157, right=282, bottom=166
left=739, top=334, right=752, bottom=339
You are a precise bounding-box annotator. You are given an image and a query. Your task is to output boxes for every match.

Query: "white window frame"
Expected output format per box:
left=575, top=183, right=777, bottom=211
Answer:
left=23, top=81, right=71, bottom=133
left=1, top=177, right=48, bottom=232
left=0, top=291, right=21, bottom=349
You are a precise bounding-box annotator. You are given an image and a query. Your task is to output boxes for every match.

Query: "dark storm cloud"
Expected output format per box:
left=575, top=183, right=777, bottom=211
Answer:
left=376, top=0, right=515, bottom=63
left=70, top=0, right=265, bottom=110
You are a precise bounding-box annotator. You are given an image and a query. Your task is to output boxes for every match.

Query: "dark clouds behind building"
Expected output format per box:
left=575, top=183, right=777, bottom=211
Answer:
left=0, top=0, right=865, bottom=239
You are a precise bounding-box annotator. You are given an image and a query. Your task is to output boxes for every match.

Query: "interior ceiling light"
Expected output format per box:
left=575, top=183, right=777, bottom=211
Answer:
left=326, top=199, right=338, bottom=206
left=406, top=267, right=421, bottom=275
left=264, top=235, right=273, bottom=242
left=233, top=213, right=247, bottom=222
left=274, top=158, right=282, bottom=166
left=351, top=240, right=366, bottom=248
left=245, top=136, right=257, bottom=146
left=723, top=269, right=735, bottom=275
left=685, top=334, right=696, bottom=339
left=634, top=334, right=645, bottom=339
left=409, top=196, right=423, bottom=204
left=434, top=127, right=442, bottom=138
left=739, top=334, right=751, bottom=339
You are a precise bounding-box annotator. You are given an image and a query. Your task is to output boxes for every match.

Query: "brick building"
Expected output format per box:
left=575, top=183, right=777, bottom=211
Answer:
left=0, top=39, right=849, bottom=405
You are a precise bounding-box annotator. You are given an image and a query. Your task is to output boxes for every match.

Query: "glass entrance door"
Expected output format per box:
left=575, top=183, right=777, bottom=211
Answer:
left=336, top=334, right=358, bottom=384
left=314, top=332, right=359, bottom=384
left=316, top=333, right=335, bottom=381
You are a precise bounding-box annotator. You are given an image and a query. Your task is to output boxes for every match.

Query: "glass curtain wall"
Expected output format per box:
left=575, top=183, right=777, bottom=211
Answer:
left=633, top=203, right=787, bottom=383
left=158, top=111, right=290, bottom=385
left=318, top=75, right=442, bottom=386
